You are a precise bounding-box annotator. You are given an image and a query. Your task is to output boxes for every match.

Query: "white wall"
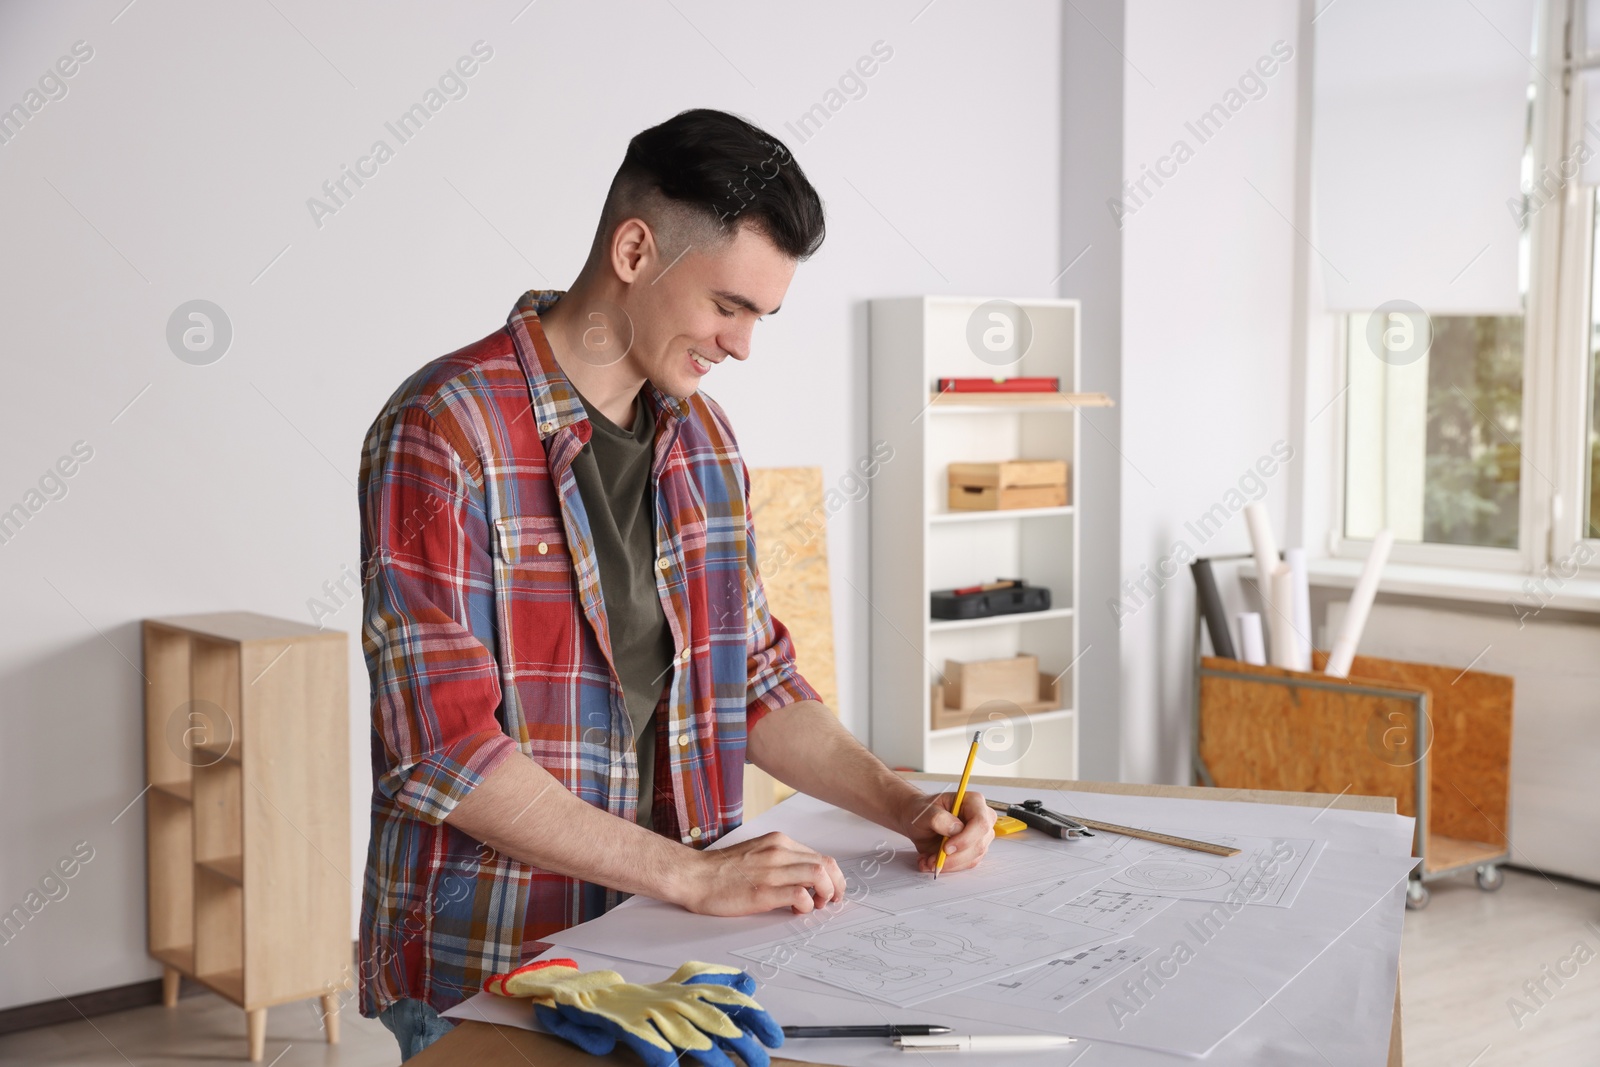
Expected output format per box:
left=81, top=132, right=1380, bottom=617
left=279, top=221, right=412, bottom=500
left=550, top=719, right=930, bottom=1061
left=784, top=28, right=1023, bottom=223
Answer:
left=0, top=0, right=1066, bottom=1010
left=1117, top=0, right=1304, bottom=782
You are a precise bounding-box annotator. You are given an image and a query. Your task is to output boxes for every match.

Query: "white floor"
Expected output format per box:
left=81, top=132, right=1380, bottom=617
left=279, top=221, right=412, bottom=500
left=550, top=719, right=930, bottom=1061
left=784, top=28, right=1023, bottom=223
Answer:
left=1401, top=868, right=1600, bottom=1066
left=0, top=867, right=1595, bottom=1066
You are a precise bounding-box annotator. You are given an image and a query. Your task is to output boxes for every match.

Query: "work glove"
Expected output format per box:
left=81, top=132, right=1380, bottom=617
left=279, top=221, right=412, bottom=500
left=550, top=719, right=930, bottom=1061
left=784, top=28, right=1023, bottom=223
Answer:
left=485, top=957, right=784, bottom=1067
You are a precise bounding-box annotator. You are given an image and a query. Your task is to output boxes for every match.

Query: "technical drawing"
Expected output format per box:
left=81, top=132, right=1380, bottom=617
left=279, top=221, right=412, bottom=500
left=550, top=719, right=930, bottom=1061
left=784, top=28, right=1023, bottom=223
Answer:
left=850, top=923, right=992, bottom=963
left=1051, top=889, right=1174, bottom=934
left=971, top=940, right=1157, bottom=1012
left=1100, top=830, right=1323, bottom=907
left=1117, top=861, right=1232, bottom=892
left=732, top=897, right=1111, bottom=1007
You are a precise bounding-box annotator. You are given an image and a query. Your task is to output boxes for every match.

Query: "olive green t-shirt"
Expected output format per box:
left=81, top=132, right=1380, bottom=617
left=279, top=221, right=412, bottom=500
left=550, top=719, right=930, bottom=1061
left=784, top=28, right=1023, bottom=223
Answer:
left=568, top=390, right=675, bottom=828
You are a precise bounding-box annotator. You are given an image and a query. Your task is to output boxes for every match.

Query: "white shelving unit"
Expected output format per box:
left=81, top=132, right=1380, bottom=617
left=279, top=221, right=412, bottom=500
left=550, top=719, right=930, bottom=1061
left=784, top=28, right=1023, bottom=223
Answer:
left=869, top=296, right=1083, bottom=779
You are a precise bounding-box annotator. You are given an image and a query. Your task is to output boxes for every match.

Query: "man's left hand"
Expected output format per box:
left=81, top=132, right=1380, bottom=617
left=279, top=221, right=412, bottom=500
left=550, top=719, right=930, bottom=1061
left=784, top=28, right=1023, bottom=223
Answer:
left=899, top=789, right=997, bottom=874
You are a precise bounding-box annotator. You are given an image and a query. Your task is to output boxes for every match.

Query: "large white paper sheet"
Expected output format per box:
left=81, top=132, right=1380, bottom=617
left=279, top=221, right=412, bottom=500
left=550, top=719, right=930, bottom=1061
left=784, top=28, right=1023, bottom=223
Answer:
left=448, top=874, right=1405, bottom=1067
left=528, top=785, right=1413, bottom=1059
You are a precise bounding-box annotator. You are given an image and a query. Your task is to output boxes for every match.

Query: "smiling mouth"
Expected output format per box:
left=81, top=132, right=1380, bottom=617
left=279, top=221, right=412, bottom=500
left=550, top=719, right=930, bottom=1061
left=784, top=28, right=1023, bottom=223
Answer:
left=691, top=350, right=716, bottom=371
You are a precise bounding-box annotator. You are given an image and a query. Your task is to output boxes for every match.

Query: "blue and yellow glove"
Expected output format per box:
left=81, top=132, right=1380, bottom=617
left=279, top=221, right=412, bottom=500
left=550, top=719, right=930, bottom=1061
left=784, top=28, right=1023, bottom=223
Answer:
left=485, top=958, right=784, bottom=1067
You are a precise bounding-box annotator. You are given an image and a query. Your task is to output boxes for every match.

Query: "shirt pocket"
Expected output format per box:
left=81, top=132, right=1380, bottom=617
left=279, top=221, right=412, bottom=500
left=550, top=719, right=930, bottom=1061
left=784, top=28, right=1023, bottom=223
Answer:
left=492, top=516, right=573, bottom=598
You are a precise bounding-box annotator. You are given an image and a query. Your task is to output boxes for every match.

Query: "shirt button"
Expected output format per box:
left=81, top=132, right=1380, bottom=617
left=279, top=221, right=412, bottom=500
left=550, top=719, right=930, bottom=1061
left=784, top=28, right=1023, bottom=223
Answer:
left=677, top=733, right=689, bottom=748
left=688, top=827, right=702, bottom=839
left=656, top=557, right=670, bottom=571
left=537, top=541, right=548, bottom=555
left=539, top=420, right=555, bottom=433
left=679, top=648, right=691, bottom=663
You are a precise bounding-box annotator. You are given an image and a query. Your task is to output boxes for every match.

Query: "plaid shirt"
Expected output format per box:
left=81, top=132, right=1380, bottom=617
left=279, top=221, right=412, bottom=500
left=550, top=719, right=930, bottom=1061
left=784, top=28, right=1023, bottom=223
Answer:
left=356, top=290, right=818, bottom=1017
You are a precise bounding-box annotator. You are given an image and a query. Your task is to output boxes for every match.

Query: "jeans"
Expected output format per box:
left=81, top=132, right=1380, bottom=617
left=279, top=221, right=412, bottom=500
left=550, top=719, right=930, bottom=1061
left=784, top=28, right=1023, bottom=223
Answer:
left=379, top=997, right=458, bottom=1061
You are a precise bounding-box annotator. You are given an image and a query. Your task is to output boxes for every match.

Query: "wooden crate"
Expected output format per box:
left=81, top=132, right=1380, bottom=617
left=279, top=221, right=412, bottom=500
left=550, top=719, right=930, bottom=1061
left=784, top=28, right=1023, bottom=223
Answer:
left=143, top=613, right=350, bottom=1061
left=1195, top=653, right=1512, bottom=889
left=932, top=669, right=1062, bottom=731
left=944, top=654, right=1039, bottom=710
left=947, top=460, right=1069, bottom=511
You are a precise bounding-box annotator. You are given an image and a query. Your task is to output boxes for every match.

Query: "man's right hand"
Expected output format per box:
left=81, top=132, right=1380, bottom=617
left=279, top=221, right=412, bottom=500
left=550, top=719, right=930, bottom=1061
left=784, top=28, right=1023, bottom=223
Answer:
left=674, top=832, right=847, bottom=916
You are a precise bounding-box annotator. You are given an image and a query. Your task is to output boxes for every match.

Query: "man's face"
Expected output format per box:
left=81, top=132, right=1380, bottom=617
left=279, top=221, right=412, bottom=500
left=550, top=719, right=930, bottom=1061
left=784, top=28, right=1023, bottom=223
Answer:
left=621, top=223, right=796, bottom=399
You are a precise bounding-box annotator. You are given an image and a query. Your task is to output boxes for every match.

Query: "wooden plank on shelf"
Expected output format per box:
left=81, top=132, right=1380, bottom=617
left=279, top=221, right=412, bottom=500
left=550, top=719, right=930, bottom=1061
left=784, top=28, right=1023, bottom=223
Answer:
left=927, top=391, right=1113, bottom=408
left=1424, top=834, right=1505, bottom=875
left=152, top=780, right=192, bottom=802
left=199, top=855, right=243, bottom=885
left=152, top=944, right=195, bottom=976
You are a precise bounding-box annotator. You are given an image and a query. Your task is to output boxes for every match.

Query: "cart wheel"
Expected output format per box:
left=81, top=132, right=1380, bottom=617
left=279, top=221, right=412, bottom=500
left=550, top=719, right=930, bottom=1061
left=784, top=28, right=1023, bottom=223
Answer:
left=1405, top=879, right=1430, bottom=910
left=1475, top=865, right=1504, bottom=892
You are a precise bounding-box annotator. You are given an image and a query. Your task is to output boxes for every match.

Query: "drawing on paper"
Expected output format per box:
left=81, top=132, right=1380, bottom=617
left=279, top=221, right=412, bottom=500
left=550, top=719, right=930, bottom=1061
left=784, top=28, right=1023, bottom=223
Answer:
left=1051, top=889, right=1174, bottom=934
left=852, top=924, right=993, bottom=963
left=732, top=897, right=1112, bottom=1007
left=968, top=940, right=1156, bottom=1012
left=1100, top=831, right=1323, bottom=908
left=1118, top=861, right=1231, bottom=892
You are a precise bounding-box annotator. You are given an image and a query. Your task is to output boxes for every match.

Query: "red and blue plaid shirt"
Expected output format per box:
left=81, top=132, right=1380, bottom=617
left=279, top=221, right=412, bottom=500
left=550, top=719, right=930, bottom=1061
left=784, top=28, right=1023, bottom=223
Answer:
left=356, top=290, right=818, bottom=1016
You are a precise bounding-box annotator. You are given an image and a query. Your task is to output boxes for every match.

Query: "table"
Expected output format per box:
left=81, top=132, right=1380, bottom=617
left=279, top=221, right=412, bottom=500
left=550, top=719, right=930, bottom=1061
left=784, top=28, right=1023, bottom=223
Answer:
left=409, top=773, right=1404, bottom=1067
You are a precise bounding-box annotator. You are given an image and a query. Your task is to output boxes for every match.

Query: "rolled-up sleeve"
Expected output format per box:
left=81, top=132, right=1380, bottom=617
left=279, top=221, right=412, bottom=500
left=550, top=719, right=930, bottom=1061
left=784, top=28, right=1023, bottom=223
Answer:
left=358, top=401, right=518, bottom=824
left=739, top=462, right=822, bottom=733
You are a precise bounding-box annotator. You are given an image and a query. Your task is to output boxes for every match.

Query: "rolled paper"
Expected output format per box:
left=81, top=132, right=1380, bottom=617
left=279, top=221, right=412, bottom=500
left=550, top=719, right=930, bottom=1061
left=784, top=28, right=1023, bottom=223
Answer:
left=1190, top=558, right=1237, bottom=659
left=1243, top=503, right=1280, bottom=645
left=1324, top=529, right=1394, bottom=678
left=1287, top=547, right=1312, bottom=671
left=1238, top=612, right=1266, bottom=666
left=1269, top=562, right=1299, bottom=669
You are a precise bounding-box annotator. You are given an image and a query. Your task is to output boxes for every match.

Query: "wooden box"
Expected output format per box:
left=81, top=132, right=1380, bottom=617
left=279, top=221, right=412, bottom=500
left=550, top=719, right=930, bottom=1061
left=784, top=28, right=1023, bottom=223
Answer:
left=945, top=654, right=1039, bottom=709
left=932, top=656, right=1062, bottom=730
left=947, top=460, right=1068, bottom=510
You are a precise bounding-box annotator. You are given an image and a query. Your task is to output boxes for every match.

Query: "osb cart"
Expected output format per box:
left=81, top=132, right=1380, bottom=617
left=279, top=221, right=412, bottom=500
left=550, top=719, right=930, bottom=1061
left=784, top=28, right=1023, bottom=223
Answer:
left=1193, top=652, right=1513, bottom=909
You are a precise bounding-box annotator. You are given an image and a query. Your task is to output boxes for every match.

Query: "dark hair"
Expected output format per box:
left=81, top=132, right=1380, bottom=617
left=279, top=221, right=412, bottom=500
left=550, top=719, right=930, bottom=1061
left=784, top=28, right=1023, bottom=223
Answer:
left=605, top=108, right=825, bottom=260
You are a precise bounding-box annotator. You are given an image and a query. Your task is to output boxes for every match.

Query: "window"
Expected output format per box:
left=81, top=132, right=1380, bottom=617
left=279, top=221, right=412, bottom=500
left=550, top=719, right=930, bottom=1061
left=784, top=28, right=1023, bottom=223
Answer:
left=1344, top=313, right=1524, bottom=550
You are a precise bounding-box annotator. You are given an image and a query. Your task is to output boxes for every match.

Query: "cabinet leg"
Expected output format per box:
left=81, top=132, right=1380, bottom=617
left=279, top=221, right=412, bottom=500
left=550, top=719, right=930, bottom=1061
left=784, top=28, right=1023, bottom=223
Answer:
left=320, top=994, right=340, bottom=1044
left=246, top=1008, right=267, bottom=1062
left=161, top=966, right=180, bottom=1008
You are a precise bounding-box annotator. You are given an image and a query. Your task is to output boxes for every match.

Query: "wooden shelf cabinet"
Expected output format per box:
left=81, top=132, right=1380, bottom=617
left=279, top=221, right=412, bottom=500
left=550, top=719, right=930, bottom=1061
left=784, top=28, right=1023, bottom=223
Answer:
left=141, top=612, right=350, bottom=1061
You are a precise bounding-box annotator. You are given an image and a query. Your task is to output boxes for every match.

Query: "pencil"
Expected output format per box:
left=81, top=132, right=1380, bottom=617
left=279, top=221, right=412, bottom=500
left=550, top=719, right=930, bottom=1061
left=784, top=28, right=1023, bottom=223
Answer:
left=935, top=730, right=983, bottom=878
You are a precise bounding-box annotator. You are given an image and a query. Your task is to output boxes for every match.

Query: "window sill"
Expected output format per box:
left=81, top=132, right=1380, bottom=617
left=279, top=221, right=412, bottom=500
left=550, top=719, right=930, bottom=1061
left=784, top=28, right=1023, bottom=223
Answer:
left=1300, top=558, right=1600, bottom=615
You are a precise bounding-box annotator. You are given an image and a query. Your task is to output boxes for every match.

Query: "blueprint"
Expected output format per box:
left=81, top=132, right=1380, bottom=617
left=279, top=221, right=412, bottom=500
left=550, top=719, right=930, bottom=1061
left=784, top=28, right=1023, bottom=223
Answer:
left=967, top=939, right=1157, bottom=1012
left=731, top=896, right=1115, bottom=1007
left=1100, top=830, right=1324, bottom=908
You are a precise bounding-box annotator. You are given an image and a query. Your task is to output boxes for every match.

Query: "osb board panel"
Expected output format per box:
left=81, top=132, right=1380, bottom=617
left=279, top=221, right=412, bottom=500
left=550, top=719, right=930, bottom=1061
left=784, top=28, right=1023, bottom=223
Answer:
left=748, top=467, right=837, bottom=711
left=744, top=468, right=838, bottom=818
left=1197, top=657, right=1426, bottom=820
left=1317, top=652, right=1512, bottom=850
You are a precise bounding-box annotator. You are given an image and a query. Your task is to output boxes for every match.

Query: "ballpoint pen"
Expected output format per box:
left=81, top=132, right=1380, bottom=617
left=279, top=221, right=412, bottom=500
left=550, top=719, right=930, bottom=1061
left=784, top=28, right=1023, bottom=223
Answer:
left=782, top=1024, right=952, bottom=1038
left=894, top=1034, right=1078, bottom=1052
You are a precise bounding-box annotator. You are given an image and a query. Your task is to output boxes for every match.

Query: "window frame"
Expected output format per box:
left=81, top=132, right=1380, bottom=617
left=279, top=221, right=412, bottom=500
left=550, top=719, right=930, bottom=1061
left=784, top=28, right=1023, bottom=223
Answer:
left=1321, top=0, right=1583, bottom=581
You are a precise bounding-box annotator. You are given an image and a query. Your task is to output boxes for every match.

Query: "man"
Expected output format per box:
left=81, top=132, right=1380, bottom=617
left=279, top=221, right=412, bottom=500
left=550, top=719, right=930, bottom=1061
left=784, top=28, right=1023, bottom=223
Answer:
left=356, top=108, right=996, bottom=1059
